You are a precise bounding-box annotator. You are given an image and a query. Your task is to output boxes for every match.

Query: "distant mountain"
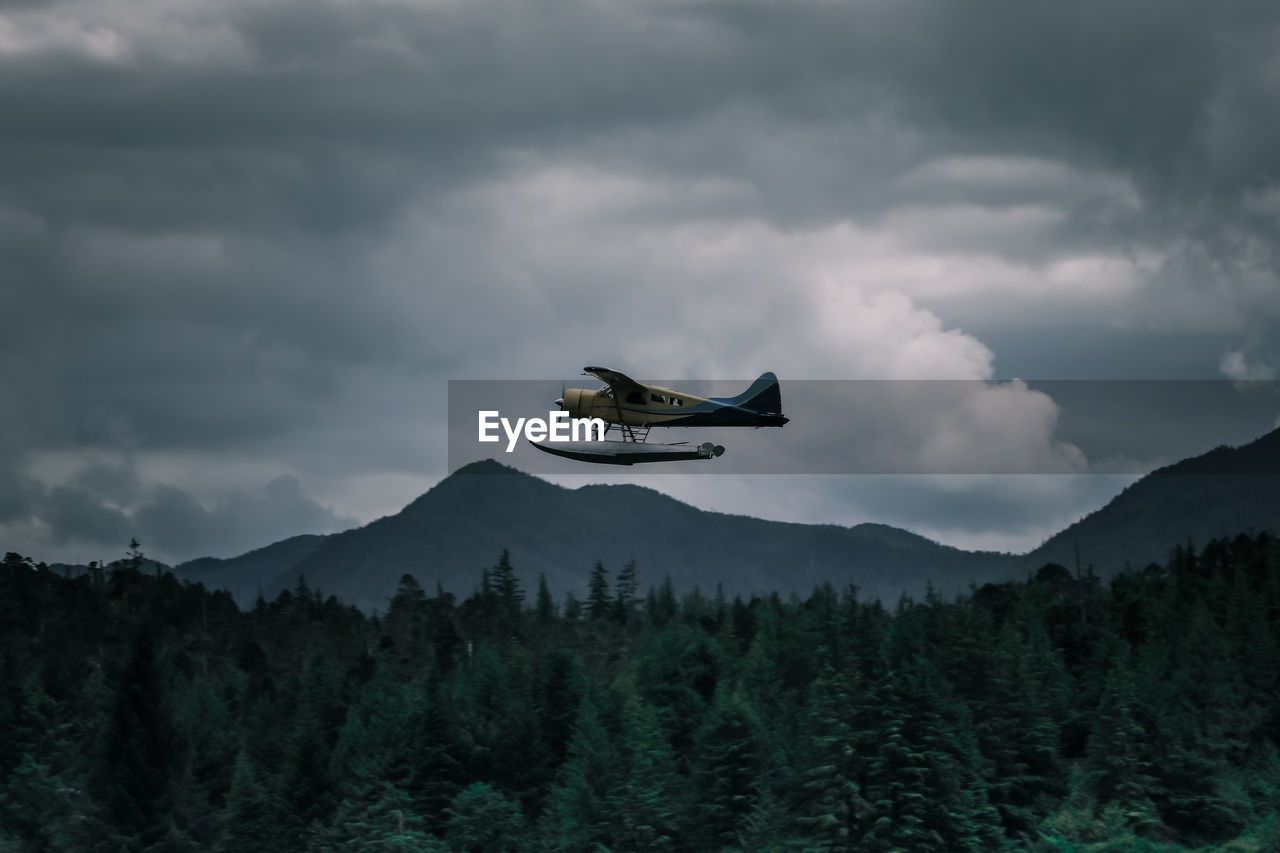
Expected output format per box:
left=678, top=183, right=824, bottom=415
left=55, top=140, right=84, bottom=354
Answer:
left=1019, top=427, right=1280, bottom=576
left=176, top=534, right=328, bottom=606
left=173, top=428, right=1280, bottom=612
left=172, top=459, right=1010, bottom=611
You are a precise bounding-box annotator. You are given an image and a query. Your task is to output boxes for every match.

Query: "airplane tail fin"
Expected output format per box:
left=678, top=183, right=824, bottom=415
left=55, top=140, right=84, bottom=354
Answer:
left=731, top=372, right=783, bottom=414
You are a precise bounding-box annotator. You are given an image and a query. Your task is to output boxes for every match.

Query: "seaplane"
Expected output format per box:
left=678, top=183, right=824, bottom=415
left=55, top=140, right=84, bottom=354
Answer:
left=533, top=366, right=788, bottom=465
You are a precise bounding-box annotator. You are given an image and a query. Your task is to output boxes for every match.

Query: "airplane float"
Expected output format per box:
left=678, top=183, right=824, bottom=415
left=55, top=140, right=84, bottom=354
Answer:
left=533, top=366, right=788, bottom=465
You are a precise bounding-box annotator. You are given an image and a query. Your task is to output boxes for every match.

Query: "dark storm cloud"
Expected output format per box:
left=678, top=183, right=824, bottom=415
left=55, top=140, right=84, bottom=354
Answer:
left=5, top=0, right=1277, bottom=232
left=724, top=1, right=1278, bottom=201
left=3, top=0, right=1275, bottom=288
left=0, top=0, right=742, bottom=237
left=72, top=458, right=142, bottom=505
left=27, top=471, right=353, bottom=563
left=2, top=0, right=1279, bottom=560
left=131, top=475, right=355, bottom=560
left=42, top=485, right=132, bottom=548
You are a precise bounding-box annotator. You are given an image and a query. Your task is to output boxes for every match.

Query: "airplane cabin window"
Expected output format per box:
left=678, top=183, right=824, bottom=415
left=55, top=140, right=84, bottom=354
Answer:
left=626, top=392, right=644, bottom=404
left=651, top=393, right=665, bottom=403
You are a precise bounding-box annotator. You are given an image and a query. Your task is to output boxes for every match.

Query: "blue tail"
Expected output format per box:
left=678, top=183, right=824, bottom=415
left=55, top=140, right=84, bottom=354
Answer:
left=726, top=372, right=782, bottom=414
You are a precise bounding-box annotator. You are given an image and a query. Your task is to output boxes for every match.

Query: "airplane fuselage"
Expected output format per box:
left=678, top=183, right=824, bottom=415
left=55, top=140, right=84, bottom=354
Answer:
left=538, top=367, right=786, bottom=465
left=558, top=377, right=788, bottom=429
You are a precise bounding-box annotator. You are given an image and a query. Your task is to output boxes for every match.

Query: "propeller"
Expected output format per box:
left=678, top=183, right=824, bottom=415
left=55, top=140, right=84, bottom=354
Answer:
left=554, top=380, right=566, bottom=411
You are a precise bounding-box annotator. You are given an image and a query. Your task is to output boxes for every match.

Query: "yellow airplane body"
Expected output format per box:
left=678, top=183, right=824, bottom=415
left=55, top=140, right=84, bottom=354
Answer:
left=534, top=367, right=787, bottom=464
left=557, top=367, right=789, bottom=429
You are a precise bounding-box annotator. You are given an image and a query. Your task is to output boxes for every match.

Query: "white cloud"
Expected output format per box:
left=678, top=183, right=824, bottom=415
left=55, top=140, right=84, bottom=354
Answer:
left=0, top=0, right=256, bottom=67
left=1220, top=348, right=1276, bottom=381
left=899, top=155, right=1142, bottom=221
left=429, top=163, right=1101, bottom=489
left=395, top=163, right=1005, bottom=381
left=0, top=12, right=128, bottom=62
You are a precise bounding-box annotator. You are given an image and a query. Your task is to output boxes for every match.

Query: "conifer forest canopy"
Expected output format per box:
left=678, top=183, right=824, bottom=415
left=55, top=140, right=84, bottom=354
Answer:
left=3, top=535, right=1280, bottom=851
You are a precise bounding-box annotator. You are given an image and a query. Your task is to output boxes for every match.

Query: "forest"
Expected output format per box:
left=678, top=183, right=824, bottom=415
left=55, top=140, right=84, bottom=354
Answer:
left=2, top=533, right=1280, bottom=852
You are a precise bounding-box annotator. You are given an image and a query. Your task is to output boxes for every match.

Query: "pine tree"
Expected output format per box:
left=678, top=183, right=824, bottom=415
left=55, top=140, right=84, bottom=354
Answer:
left=219, top=750, right=273, bottom=853
left=1149, top=599, right=1253, bottom=840
left=533, top=647, right=583, bottom=770
left=859, top=671, right=936, bottom=851
left=279, top=657, right=343, bottom=842
left=445, top=782, right=526, bottom=853
left=608, top=676, right=683, bottom=849
left=407, top=696, right=464, bottom=836
left=171, top=672, right=238, bottom=846
left=629, top=627, right=719, bottom=760
left=690, top=683, right=765, bottom=850
left=127, top=537, right=144, bottom=570
left=330, top=658, right=420, bottom=848
left=385, top=574, right=429, bottom=668
left=335, top=780, right=433, bottom=851
left=974, top=614, right=1065, bottom=839
left=613, top=560, right=638, bottom=624
left=562, top=592, right=582, bottom=624
left=859, top=659, right=1002, bottom=851
left=0, top=660, right=81, bottom=845
left=645, top=574, right=678, bottom=627
left=795, top=664, right=866, bottom=851
left=491, top=549, right=523, bottom=621
left=586, top=562, right=610, bottom=621
left=98, top=625, right=187, bottom=852
left=1, top=752, right=83, bottom=851
left=545, top=692, right=616, bottom=851
left=1086, top=652, right=1161, bottom=836
left=535, top=574, right=556, bottom=626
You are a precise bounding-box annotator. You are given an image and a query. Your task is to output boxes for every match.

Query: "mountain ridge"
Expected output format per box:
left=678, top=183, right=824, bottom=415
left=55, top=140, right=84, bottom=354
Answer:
left=174, top=428, right=1280, bottom=612
left=1019, top=427, right=1280, bottom=574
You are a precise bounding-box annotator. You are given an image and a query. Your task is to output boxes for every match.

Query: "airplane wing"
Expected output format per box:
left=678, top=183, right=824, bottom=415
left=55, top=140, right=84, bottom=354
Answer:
left=583, top=366, right=647, bottom=396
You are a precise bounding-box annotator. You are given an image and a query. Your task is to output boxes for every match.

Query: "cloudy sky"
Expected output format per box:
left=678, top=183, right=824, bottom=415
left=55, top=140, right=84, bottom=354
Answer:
left=4, top=0, right=1280, bottom=566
